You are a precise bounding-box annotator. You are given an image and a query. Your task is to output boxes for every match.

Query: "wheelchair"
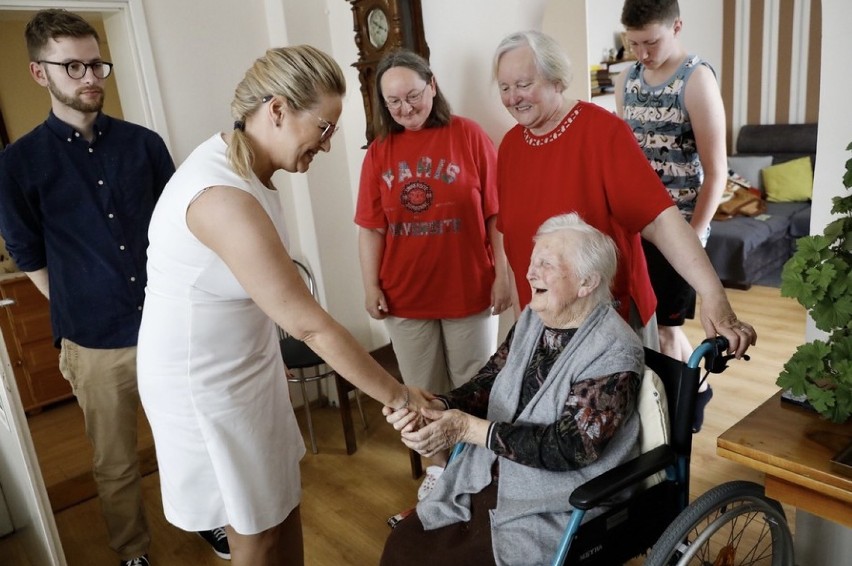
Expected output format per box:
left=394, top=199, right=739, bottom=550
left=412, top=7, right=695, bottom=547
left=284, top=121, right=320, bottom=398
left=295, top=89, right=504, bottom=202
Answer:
left=552, top=337, right=794, bottom=565
left=449, top=337, right=795, bottom=565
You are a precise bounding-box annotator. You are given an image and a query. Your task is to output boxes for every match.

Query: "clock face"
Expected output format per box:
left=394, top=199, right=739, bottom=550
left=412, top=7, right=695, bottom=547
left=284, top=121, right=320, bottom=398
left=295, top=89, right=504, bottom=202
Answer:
left=367, top=7, right=389, bottom=49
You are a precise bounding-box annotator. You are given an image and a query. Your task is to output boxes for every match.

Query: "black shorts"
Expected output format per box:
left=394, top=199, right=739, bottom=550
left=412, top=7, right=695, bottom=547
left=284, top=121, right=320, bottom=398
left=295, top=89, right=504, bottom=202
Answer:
left=641, top=239, right=696, bottom=326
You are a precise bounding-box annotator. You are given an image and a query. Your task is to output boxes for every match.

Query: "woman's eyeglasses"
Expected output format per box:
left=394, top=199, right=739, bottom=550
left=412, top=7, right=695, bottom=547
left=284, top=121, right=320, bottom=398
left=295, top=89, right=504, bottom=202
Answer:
left=261, top=95, right=338, bottom=143
left=384, top=83, right=430, bottom=110
left=308, top=112, right=338, bottom=144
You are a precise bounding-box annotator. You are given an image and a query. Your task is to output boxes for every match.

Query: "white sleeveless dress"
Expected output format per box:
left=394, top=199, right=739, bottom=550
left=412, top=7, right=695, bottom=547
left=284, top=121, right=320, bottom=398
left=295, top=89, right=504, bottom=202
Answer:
left=138, top=133, right=305, bottom=534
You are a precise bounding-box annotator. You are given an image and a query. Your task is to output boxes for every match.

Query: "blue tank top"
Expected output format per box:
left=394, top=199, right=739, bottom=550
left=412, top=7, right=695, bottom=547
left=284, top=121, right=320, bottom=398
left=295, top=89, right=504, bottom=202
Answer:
left=622, top=55, right=715, bottom=220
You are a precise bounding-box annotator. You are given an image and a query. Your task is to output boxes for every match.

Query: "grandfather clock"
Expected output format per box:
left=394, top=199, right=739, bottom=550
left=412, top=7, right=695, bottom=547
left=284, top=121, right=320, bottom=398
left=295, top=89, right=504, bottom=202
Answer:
left=346, top=0, right=430, bottom=145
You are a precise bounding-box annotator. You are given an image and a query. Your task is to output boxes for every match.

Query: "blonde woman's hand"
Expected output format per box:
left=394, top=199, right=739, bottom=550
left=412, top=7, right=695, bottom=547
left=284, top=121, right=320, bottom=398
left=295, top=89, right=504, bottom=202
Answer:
left=382, top=386, right=441, bottom=432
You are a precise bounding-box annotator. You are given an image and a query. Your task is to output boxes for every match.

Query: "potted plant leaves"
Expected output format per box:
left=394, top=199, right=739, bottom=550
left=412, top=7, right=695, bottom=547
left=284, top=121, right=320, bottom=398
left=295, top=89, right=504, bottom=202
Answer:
left=777, top=142, right=852, bottom=423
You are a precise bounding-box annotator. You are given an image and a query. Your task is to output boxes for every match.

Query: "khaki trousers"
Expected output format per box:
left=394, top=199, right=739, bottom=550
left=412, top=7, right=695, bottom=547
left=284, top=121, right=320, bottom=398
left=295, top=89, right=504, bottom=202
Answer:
left=59, top=339, right=150, bottom=560
left=384, top=308, right=498, bottom=394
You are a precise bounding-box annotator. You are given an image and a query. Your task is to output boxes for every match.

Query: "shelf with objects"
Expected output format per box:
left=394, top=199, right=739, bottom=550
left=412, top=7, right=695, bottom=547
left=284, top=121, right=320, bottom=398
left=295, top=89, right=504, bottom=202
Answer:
left=590, top=47, right=636, bottom=98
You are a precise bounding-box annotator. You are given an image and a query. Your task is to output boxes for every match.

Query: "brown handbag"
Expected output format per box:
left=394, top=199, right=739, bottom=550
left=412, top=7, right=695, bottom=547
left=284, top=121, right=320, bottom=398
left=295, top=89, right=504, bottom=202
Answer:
left=714, top=178, right=767, bottom=221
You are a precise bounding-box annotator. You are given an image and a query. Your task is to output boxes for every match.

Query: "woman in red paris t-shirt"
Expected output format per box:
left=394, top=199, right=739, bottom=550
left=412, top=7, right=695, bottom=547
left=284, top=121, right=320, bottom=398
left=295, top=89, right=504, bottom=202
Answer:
left=355, top=50, right=511, bottom=403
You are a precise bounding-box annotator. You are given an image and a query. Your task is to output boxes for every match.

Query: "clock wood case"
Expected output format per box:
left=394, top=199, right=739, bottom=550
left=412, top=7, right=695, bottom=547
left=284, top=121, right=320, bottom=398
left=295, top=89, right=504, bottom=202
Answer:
left=346, top=0, right=430, bottom=145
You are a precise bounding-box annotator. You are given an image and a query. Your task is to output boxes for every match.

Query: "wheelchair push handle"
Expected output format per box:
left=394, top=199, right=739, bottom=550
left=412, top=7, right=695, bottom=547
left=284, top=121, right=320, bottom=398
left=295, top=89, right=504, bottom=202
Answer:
left=687, top=336, right=750, bottom=372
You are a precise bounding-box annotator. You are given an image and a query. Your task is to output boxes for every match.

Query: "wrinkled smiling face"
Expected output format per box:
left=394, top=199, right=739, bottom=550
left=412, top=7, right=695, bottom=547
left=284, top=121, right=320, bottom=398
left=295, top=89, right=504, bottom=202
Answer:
left=496, top=45, right=563, bottom=132
left=526, top=232, right=583, bottom=325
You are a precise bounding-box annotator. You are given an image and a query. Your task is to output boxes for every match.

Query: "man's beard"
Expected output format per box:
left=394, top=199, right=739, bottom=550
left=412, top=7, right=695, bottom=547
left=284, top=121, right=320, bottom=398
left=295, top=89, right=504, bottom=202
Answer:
left=47, top=75, right=104, bottom=113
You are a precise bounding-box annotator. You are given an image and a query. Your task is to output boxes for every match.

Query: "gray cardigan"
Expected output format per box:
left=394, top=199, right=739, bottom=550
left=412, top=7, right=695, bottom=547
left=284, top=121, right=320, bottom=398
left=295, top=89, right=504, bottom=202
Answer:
left=417, top=304, right=644, bottom=566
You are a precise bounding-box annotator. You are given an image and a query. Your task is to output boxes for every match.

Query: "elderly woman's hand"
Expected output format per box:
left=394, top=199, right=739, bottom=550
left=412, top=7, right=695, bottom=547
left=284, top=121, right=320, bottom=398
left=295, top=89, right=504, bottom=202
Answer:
left=400, top=408, right=490, bottom=458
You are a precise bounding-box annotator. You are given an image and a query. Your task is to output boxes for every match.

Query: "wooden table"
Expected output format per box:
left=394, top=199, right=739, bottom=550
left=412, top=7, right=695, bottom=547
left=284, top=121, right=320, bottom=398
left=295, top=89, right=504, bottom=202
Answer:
left=717, top=390, right=852, bottom=528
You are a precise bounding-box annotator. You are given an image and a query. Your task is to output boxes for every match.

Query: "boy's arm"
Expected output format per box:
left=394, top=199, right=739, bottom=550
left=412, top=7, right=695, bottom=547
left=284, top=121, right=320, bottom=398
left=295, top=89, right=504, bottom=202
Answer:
left=684, top=64, right=728, bottom=238
left=614, top=68, right=628, bottom=117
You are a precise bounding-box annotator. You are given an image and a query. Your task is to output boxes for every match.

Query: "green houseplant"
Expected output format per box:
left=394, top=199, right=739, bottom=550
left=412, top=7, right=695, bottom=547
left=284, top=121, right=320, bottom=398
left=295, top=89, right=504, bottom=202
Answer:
left=777, top=142, right=852, bottom=423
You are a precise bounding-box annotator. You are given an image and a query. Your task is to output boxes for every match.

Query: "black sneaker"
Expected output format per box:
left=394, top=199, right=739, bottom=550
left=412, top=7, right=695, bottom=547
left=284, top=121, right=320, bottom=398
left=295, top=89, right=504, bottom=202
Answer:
left=120, top=555, right=150, bottom=566
left=198, top=527, right=231, bottom=560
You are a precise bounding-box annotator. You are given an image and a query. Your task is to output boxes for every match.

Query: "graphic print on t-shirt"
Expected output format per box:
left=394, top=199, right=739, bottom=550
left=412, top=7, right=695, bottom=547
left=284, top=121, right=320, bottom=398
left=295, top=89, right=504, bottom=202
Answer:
left=382, top=156, right=460, bottom=189
left=401, top=181, right=433, bottom=213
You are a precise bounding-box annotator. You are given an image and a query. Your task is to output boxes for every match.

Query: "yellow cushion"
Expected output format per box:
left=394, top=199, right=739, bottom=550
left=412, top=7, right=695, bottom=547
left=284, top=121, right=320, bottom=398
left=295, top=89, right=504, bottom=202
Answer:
left=762, top=156, right=814, bottom=203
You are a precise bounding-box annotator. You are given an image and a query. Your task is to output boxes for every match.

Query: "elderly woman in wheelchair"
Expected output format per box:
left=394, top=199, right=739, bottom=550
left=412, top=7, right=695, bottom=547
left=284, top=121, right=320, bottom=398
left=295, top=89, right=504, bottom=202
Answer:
left=380, top=213, right=645, bottom=566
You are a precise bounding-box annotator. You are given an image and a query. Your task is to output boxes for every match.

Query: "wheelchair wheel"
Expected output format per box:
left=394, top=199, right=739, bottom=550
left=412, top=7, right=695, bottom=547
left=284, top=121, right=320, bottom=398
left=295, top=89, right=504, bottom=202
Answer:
left=645, top=480, right=794, bottom=566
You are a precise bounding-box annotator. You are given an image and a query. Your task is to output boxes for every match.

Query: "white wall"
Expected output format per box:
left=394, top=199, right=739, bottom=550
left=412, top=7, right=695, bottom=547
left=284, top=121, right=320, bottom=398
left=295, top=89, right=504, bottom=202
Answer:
left=586, top=0, right=723, bottom=73
left=140, top=0, right=270, bottom=162
left=807, top=0, right=852, bottom=343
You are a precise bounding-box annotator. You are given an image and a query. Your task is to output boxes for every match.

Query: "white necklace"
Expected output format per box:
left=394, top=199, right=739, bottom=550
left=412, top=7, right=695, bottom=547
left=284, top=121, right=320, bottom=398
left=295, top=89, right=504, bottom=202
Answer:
left=523, top=105, right=583, bottom=147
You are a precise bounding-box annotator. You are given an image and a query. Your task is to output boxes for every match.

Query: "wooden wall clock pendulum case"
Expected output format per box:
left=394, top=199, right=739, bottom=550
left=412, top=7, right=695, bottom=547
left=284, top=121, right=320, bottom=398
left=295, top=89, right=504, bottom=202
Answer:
left=346, top=0, right=430, bottom=146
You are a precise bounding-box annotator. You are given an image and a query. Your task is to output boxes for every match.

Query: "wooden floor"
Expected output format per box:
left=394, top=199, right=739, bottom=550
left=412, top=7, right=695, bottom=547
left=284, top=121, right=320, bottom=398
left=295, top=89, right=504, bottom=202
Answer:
left=0, top=285, right=805, bottom=565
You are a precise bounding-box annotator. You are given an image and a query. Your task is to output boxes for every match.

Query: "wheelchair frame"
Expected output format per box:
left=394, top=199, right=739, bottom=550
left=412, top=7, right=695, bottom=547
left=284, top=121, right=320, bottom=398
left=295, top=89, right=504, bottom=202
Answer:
left=550, top=338, right=793, bottom=566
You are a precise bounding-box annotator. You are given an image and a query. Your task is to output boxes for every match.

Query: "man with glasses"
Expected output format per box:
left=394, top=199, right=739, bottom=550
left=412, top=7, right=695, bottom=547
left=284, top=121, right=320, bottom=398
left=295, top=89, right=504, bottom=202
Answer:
left=0, top=9, right=227, bottom=566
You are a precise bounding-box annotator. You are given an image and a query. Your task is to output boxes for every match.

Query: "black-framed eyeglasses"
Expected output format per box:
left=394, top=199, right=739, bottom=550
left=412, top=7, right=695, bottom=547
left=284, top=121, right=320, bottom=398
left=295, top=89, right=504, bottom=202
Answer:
left=384, top=83, right=430, bottom=110
left=262, top=95, right=338, bottom=144
left=38, top=60, right=113, bottom=79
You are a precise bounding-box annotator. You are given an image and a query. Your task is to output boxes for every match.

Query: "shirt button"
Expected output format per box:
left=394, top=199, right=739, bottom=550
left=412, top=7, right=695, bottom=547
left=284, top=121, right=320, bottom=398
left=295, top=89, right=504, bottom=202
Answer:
left=88, top=148, right=94, bottom=153
left=108, top=213, right=114, bottom=219
left=119, top=245, right=126, bottom=251
left=98, top=180, right=104, bottom=186
left=137, top=306, right=143, bottom=311
left=67, top=138, right=72, bottom=142
left=74, top=132, right=80, bottom=138
left=130, top=276, right=136, bottom=282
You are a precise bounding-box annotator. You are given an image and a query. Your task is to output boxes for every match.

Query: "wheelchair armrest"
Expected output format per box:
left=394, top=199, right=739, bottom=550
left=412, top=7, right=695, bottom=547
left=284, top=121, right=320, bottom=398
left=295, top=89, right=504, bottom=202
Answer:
left=568, top=445, right=675, bottom=510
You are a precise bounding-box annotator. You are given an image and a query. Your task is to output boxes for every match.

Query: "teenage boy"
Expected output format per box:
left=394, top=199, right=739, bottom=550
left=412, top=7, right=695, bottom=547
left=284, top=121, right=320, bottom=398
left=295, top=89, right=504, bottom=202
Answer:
left=615, top=0, right=728, bottom=432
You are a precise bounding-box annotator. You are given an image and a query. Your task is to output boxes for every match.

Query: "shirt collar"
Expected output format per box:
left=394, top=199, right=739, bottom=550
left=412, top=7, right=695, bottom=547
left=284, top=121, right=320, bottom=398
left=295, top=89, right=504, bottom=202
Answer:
left=45, top=111, right=111, bottom=141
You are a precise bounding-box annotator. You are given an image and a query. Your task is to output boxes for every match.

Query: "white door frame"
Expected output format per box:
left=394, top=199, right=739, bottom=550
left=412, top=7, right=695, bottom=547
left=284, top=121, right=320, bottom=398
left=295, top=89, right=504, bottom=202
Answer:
left=0, top=0, right=172, bottom=149
left=0, top=319, right=66, bottom=565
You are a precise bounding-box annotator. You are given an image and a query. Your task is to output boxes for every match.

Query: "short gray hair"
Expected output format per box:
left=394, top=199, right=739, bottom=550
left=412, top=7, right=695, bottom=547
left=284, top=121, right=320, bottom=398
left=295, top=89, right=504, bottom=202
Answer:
left=493, top=30, right=573, bottom=91
left=535, top=213, right=617, bottom=306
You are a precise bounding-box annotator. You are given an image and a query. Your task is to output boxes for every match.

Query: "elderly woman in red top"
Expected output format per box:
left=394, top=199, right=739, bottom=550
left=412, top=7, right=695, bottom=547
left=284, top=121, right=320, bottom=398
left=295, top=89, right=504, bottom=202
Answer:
left=492, top=30, right=755, bottom=358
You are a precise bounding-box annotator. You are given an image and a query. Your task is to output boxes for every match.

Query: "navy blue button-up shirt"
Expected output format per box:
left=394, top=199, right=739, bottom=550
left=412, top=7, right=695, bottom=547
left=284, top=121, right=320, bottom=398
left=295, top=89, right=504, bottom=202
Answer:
left=0, top=112, right=175, bottom=348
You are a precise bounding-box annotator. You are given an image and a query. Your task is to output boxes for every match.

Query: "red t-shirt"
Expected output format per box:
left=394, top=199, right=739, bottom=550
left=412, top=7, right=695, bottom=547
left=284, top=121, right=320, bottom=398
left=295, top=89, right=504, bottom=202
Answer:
left=355, top=116, right=498, bottom=318
left=497, top=102, right=673, bottom=323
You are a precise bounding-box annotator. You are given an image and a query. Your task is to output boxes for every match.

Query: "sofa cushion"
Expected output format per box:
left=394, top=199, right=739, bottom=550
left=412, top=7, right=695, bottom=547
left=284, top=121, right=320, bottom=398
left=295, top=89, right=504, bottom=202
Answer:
left=762, top=156, right=814, bottom=202
left=787, top=203, right=812, bottom=238
left=736, top=124, right=818, bottom=160
left=728, top=155, right=773, bottom=189
left=707, top=214, right=791, bottom=284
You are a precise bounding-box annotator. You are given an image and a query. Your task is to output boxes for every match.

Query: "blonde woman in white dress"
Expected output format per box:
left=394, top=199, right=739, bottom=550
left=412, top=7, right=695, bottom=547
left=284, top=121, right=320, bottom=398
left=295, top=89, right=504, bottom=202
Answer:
left=138, top=45, right=431, bottom=566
